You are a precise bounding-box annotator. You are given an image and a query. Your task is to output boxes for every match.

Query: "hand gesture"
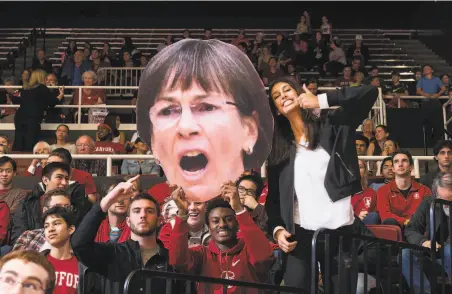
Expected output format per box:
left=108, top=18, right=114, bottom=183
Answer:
left=242, top=195, right=259, bottom=210
left=58, top=86, right=65, bottom=97
left=170, top=185, right=188, bottom=215
left=100, top=175, right=140, bottom=212
left=31, top=159, right=40, bottom=167
left=275, top=229, right=298, bottom=253
left=221, top=181, right=244, bottom=213
left=298, top=84, right=320, bottom=109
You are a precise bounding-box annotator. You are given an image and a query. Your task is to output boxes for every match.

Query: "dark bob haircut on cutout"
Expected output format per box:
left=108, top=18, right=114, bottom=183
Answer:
left=136, top=39, right=273, bottom=170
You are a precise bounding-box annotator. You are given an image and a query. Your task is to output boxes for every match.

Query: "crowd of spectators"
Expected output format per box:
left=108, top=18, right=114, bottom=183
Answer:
left=0, top=15, right=450, bottom=294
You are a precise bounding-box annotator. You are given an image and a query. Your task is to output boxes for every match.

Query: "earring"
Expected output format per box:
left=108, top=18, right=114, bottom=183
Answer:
left=245, top=145, right=254, bottom=155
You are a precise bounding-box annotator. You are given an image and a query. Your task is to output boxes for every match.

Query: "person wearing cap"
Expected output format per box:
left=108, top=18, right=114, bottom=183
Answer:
left=94, top=124, right=125, bottom=155
left=346, top=35, right=369, bottom=66
left=121, top=137, right=161, bottom=175
left=384, top=71, right=409, bottom=108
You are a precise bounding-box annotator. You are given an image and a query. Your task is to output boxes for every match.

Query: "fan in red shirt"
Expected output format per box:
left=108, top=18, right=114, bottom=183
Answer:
left=94, top=124, right=125, bottom=154
left=351, top=159, right=380, bottom=225
left=169, top=182, right=274, bottom=293
left=377, top=151, right=432, bottom=227
left=42, top=206, right=79, bottom=294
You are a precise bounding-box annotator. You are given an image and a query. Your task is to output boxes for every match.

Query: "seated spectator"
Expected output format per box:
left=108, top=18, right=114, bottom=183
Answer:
left=262, top=57, right=284, bottom=86
left=376, top=151, right=432, bottom=226
left=441, top=73, right=452, bottom=95
left=95, top=181, right=131, bottom=243
left=323, top=37, right=346, bottom=77
left=385, top=71, right=409, bottom=108
left=159, top=186, right=210, bottom=249
left=365, top=66, right=384, bottom=87
left=121, top=51, right=136, bottom=67
left=0, top=76, right=20, bottom=123
left=83, top=42, right=92, bottom=60
left=121, top=137, right=160, bottom=176
left=0, top=157, right=28, bottom=214
left=72, top=70, right=106, bottom=122
left=306, top=77, right=321, bottom=95
left=312, top=32, right=329, bottom=70
left=0, top=145, right=8, bottom=155
left=73, top=135, right=106, bottom=176
left=352, top=159, right=379, bottom=225
left=169, top=185, right=274, bottom=291
left=61, top=50, right=92, bottom=86
left=100, top=42, right=113, bottom=64
left=346, top=35, right=369, bottom=65
left=408, top=68, right=422, bottom=96
left=355, top=133, right=369, bottom=156
left=71, top=177, right=175, bottom=293
left=156, top=35, right=175, bottom=53
left=369, top=76, right=381, bottom=87
left=421, top=140, right=452, bottom=190
left=0, top=135, right=10, bottom=150
left=25, top=141, right=51, bottom=177
left=334, top=66, right=352, bottom=87
left=381, top=139, right=399, bottom=157
left=11, top=162, right=91, bottom=244
left=350, top=71, right=364, bottom=87
left=61, top=40, right=78, bottom=64
left=140, top=55, right=149, bottom=67
left=359, top=118, right=375, bottom=142
left=42, top=206, right=79, bottom=293
left=250, top=31, right=265, bottom=58
left=270, top=32, right=287, bottom=58
left=27, top=148, right=97, bottom=203
left=94, top=124, right=125, bottom=154
left=182, top=29, right=191, bottom=39
left=231, top=29, right=250, bottom=47
left=350, top=56, right=367, bottom=77
left=91, top=48, right=111, bottom=73
left=0, top=250, right=56, bottom=293
left=203, top=28, right=214, bottom=40
left=32, top=49, right=53, bottom=74
left=286, top=63, right=301, bottom=85
left=13, top=189, right=72, bottom=252
left=367, top=125, right=389, bottom=156
left=238, top=42, right=257, bottom=67
left=402, top=172, right=452, bottom=294
left=50, top=124, right=77, bottom=153
left=257, top=45, right=273, bottom=73
left=100, top=114, right=125, bottom=145
left=369, top=156, right=394, bottom=191
left=236, top=173, right=270, bottom=236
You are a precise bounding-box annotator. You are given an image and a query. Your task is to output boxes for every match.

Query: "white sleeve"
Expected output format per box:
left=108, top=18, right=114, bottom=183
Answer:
left=318, top=93, right=329, bottom=109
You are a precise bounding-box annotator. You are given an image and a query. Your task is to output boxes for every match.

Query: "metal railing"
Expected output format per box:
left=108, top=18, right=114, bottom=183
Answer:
left=97, top=67, right=142, bottom=95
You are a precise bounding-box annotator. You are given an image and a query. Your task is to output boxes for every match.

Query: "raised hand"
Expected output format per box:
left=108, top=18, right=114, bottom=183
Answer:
left=298, top=84, right=320, bottom=109
left=221, top=181, right=244, bottom=213
left=100, top=175, right=140, bottom=212
left=170, top=186, right=188, bottom=216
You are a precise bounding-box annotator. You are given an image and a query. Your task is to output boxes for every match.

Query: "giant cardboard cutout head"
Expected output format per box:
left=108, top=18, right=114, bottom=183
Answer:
left=137, top=39, right=273, bottom=202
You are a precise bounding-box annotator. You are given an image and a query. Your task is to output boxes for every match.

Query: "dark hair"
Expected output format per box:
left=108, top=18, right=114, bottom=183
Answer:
left=236, top=174, right=264, bottom=198
left=268, top=56, right=277, bottom=64
left=370, top=66, right=378, bottom=71
left=129, top=193, right=160, bottom=216
left=103, top=113, right=120, bottom=138
left=391, top=71, right=400, bottom=77
left=136, top=39, right=272, bottom=170
left=355, top=133, right=370, bottom=148
left=352, top=56, right=361, bottom=62
left=0, top=134, right=9, bottom=142
left=380, top=156, right=393, bottom=174
left=375, top=124, right=389, bottom=133
left=238, top=42, right=248, bottom=51
left=267, top=77, right=321, bottom=166
left=307, top=77, right=319, bottom=85
left=42, top=189, right=70, bottom=209
left=0, top=156, right=16, bottom=172
left=204, top=28, right=212, bottom=32
left=370, top=76, right=379, bottom=82
left=205, top=197, right=234, bottom=225
left=66, top=40, right=78, bottom=56
left=42, top=162, right=71, bottom=180
left=440, top=73, right=449, bottom=80
left=42, top=206, right=75, bottom=228
left=391, top=149, right=413, bottom=165
left=433, top=140, right=452, bottom=157
left=49, top=148, right=72, bottom=165
left=422, top=64, right=433, bottom=71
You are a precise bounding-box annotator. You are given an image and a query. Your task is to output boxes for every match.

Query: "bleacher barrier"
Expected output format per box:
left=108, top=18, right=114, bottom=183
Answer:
left=123, top=268, right=309, bottom=294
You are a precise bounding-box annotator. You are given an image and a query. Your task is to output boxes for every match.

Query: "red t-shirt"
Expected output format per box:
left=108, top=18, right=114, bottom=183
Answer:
left=71, top=168, right=96, bottom=195
left=47, top=255, right=79, bottom=294
left=351, top=188, right=377, bottom=216
left=94, top=141, right=125, bottom=154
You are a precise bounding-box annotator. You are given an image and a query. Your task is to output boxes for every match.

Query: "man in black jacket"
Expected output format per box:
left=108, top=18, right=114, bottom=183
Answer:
left=402, top=172, right=452, bottom=294
left=420, top=140, right=452, bottom=190
left=72, top=175, right=175, bottom=294
left=11, top=162, right=90, bottom=244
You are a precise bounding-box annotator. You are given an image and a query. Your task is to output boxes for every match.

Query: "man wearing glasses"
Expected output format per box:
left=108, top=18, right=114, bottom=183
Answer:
left=0, top=250, right=55, bottom=294
left=13, top=189, right=72, bottom=253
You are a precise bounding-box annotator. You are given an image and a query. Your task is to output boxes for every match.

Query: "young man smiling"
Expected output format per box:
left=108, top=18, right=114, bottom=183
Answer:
left=169, top=181, right=274, bottom=293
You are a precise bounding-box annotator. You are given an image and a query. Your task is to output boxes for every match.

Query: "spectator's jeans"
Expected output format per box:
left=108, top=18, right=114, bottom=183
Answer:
left=362, top=212, right=381, bottom=225
left=401, top=244, right=451, bottom=294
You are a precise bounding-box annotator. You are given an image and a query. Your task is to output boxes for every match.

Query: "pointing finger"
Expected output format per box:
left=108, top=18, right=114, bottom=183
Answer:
left=126, top=175, right=140, bottom=184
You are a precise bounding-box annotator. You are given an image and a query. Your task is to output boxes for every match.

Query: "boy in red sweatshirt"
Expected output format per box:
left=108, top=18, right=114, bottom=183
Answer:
left=169, top=181, right=274, bottom=293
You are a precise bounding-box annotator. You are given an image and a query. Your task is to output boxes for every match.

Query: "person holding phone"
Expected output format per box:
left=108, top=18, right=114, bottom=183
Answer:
left=265, top=77, right=378, bottom=292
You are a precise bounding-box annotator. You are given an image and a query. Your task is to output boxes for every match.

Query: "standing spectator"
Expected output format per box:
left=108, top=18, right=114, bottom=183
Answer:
left=32, top=49, right=53, bottom=74
left=367, top=125, right=389, bottom=156
left=369, top=157, right=394, bottom=191
left=71, top=178, right=175, bottom=294
left=334, top=66, right=352, bottom=87
left=121, top=138, right=160, bottom=176
left=270, top=32, right=287, bottom=59
left=61, top=50, right=92, bottom=86
left=294, top=11, right=311, bottom=36
left=61, top=40, right=78, bottom=64
left=50, top=124, right=77, bottom=154
left=95, top=182, right=131, bottom=243
left=385, top=71, right=409, bottom=108
left=320, top=15, right=333, bottom=42
left=441, top=73, right=451, bottom=91
left=11, top=70, right=64, bottom=152
left=312, top=31, right=329, bottom=71
left=376, top=150, right=432, bottom=226
left=408, top=68, right=423, bottom=96
left=94, top=124, right=125, bottom=154
left=182, top=29, right=191, bottom=39
left=0, top=76, right=20, bottom=123
left=0, top=250, right=56, bottom=293
left=352, top=159, right=379, bottom=225
left=73, top=135, right=106, bottom=176
left=416, top=64, right=447, bottom=145
left=402, top=172, right=452, bottom=294
left=44, top=73, right=66, bottom=123
left=12, top=189, right=72, bottom=252
left=346, top=35, right=370, bottom=66
left=169, top=185, right=274, bottom=291
left=262, top=57, right=284, bottom=86
left=42, top=207, right=79, bottom=294
left=420, top=140, right=452, bottom=189
left=323, top=37, right=346, bottom=77
left=0, top=157, right=28, bottom=214
left=355, top=133, right=369, bottom=156
left=250, top=32, right=265, bottom=58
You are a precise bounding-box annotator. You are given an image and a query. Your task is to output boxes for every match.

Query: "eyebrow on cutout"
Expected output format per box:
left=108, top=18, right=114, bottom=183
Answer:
left=156, top=94, right=211, bottom=103
left=3, top=271, right=44, bottom=288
